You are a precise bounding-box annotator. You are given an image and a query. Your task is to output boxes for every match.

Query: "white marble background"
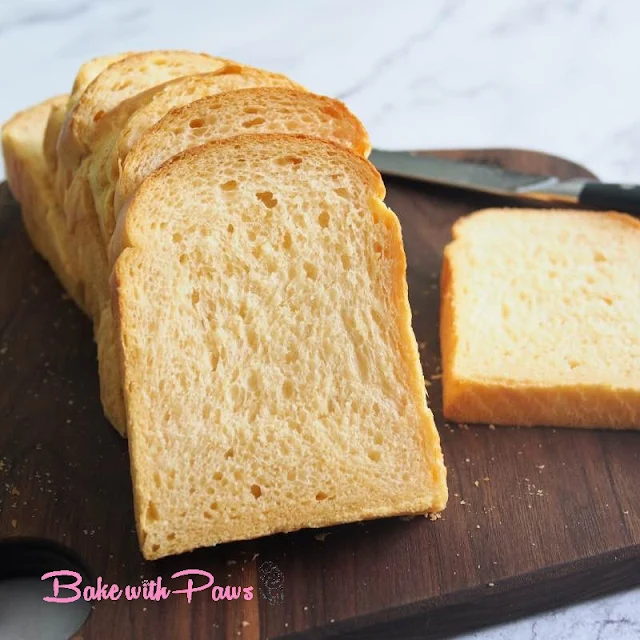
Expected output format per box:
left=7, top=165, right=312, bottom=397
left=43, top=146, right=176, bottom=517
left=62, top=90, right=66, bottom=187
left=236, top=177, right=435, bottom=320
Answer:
left=1, top=0, right=639, bottom=637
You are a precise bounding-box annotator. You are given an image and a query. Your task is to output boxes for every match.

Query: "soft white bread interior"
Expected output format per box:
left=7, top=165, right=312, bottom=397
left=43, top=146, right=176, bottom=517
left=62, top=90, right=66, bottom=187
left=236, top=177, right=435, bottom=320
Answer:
left=441, top=208, right=640, bottom=429
left=112, top=134, right=447, bottom=559
left=115, top=87, right=370, bottom=220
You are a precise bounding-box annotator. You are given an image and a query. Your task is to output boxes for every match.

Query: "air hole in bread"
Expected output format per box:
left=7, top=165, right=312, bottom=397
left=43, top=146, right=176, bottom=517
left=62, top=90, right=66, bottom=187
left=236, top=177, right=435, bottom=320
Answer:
left=202, top=404, right=211, bottom=420
left=166, top=533, right=175, bottom=541
left=242, top=117, right=266, bottom=128
left=224, top=449, right=234, bottom=459
left=248, top=229, right=257, bottom=242
left=318, top=211, right=330, bottom=228
left=282, top=232, right=292, bottom=250
left=285, top=347, right=297, bottom=364
left=341, top=254, right=351, bottom=270
left=304, top=262, right=318, bottom=280
left=213, top=472, right=223, bottom=481
left=189, top=118, right=205, bottom=128
left=250, top=484, right=262, bottom=499
left=227, top=223, right=235, bottom=234
left=203, top=511, right=212, bottom=519
left=146, top=501, right=160, bottom=522
left=210, top=352, right=219, bottom=373
left=210, top=502, right=218, bottom=511
left=114, top=79, right=132, bottom=91
left=276, top=155, right=303, bottom=167
left=334, top=187, right=349, bottom=199
left=315, top=491, right=328, bottom=501
left=247, top=329, right=258, bottom=350
left=288, top=420, right=301, bottom=433
left=501, top=303, right=510, bottom=319
left=368, top=450, right=381, bottom=462
left=93, top=109, right=105, bottom=123
left=287, top=470, right=296, bottom=481
left=594, top=250, right=607, bottom=262
left=172, top=232, right=183, bottom=244
left=243, top=107, right=259, bottom=114
left=252, top=245, right=262, bottom=260
left=191, top=289, right=200, bottom=305
left=282, top=380, right=294, bottom=399
left=221, top=180, right=238, bottom=192
left=374, top=433, right=384, bottom=445
left=256, top=191, right=277, bottom=208
left=373, top=242, right=383, bottom=255
left=321, top=106, right=340, bottom=118
left=153, top=472, right=161, bottom=488
left=601, top=296, right=614, bottom=306
left=151, top=544, right=160, bottom=553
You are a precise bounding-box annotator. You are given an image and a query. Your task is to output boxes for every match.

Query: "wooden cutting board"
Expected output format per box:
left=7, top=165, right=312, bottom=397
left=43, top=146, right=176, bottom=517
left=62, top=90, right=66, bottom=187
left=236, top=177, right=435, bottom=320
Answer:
left=0, top=148, right=638, bottom=640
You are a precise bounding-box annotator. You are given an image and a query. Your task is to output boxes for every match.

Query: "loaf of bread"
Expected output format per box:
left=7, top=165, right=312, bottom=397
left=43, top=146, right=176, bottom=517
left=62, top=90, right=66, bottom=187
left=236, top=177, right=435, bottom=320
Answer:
left=441, top=208, right=640, bottom=429
left=112, top=134, right=447, bottom=558
left=2, top=50, right=448, bottom=558
left=63, top=68, right=368, bottom=435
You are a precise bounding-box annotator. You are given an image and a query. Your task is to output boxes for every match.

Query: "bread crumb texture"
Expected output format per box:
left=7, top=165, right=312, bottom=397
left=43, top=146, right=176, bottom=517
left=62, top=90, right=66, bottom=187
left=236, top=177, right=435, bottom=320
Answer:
left=114, top=134, right=447, bottom=558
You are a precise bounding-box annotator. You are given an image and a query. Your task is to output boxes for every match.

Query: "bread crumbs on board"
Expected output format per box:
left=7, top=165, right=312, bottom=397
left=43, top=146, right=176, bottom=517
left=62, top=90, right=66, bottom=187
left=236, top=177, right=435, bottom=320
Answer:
left=427, top=512, right=441, bottom=521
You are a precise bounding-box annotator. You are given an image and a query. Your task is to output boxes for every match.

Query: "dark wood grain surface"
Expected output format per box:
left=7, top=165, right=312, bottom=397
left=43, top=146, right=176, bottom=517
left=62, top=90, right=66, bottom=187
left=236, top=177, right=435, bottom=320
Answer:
left=0, top=148, right=638, bottom=640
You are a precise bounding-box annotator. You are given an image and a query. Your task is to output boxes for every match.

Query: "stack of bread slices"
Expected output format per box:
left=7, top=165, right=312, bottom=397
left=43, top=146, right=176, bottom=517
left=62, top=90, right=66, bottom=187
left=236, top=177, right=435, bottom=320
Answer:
left=2, top=50, right=447, bottom=559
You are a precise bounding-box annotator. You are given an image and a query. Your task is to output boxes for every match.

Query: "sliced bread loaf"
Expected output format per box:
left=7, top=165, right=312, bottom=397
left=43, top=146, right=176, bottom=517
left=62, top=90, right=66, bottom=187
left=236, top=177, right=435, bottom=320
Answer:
left=68, top=79, right=369, bottom=437
left=111, top=134, right=447, bottom=558
left=441, top=208, right=640, bottom=429
left=114, top=87, right=370, bottom=220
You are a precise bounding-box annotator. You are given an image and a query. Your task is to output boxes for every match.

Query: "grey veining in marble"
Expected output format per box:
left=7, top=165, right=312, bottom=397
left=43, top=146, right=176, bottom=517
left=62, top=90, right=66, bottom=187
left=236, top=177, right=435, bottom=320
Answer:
left=0, top=1, right=638, bottom=638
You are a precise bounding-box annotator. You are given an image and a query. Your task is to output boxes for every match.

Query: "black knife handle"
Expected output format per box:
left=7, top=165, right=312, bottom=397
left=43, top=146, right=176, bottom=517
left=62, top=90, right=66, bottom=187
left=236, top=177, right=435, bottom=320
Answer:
left=579, top=183, right=640, bottom=216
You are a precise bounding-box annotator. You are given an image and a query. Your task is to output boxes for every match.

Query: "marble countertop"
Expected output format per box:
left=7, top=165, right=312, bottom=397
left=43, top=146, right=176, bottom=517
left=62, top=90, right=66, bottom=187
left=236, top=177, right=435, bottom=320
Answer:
left=1, top=0, right=638, bottom=637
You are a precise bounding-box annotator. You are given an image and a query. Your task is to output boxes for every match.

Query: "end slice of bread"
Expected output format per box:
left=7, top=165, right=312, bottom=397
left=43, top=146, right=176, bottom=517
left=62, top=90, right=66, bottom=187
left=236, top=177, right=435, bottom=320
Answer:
left=112, top=134, right=447, bottom=558
left=2, top=97, right=85, bottom=310
left=441, top=208, right=640, bottom=429
left=2, top=97, right=127, bottom=434
left=115, top=87, right=370, bottom=220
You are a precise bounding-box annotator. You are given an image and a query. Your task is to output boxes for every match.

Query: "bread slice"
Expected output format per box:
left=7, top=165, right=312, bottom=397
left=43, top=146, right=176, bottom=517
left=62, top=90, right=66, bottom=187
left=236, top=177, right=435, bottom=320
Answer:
left=55, top=51, right=232, bottom=188
left=44, top=53, right=131, bottom=173
left=2, top=96, right=85, bottom=310
left=441, top=208, right=640, bottom=429
left=111, top=134, right=447, bottom=559
left=114, top=87, right=370, bottom=220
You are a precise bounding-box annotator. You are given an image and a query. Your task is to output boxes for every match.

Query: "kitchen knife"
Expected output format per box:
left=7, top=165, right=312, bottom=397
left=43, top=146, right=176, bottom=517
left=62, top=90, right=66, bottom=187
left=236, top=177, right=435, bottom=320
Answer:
left=369, top=149, right=640, bottom=216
